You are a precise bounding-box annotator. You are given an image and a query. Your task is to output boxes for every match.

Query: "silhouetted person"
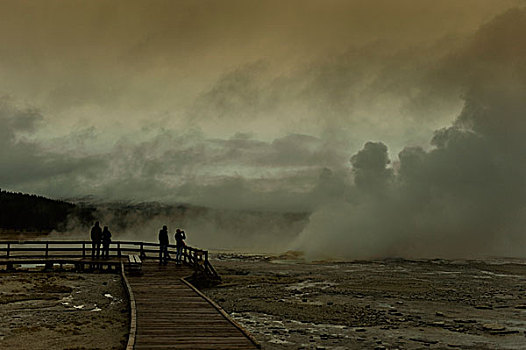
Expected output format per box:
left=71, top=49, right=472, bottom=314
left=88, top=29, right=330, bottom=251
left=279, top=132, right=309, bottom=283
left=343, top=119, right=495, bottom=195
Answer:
left=91, top=221, right=102, bottom=258
left=175, top=228, right=186, bottom=264
left=158, top=225, right=169, bottom=265
left=102, top=226, right=112, bottom=258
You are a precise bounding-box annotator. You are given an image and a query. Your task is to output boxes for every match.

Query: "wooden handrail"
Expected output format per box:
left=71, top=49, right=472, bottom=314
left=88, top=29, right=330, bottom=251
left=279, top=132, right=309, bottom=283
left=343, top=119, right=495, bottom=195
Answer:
left=120, top=262, right=137, bottom=350
left=0, top=240, right=220, bottom=280
left=181, top=277, right=261, bottom=349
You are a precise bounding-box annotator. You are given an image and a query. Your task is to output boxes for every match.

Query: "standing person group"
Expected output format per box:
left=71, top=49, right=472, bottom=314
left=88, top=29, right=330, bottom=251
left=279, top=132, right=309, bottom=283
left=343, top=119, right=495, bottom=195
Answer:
left=91, top=221, right=188, bottom=264
left=158, top=225, right=187, bottom=265
left=90, top=221, right=112, bottom=259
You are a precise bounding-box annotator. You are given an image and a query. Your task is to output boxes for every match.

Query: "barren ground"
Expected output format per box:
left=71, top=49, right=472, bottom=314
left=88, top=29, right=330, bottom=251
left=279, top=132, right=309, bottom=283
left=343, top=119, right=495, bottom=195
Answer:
left=0, top=270, right=128, bottom=350
left=3, top=255, right=526, bottom=350
left=204, top=254, right=526, bottom=350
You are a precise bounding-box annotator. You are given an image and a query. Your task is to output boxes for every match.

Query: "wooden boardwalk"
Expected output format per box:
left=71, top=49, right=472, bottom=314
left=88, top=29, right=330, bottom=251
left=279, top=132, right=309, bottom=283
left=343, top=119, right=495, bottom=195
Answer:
left=126, top=261, right=259, bottom=349
left=0, top=240, right=259, bottom=349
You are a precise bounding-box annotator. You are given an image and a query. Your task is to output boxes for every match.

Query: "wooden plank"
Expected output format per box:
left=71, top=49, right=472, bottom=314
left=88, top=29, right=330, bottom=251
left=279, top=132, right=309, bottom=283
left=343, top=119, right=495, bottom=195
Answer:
left=136, top=319, right=230, bottom=323
left=135, top=338, right=253, bottom=344
left=127, top=261, right=260, bottom=349
left=136, top=345, right=255, bottom=348
left=136, top=324, right=241, bottom=335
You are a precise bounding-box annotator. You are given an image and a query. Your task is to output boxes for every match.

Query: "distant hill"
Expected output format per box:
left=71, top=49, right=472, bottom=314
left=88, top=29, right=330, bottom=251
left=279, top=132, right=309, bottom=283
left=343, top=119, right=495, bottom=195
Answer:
left=0, top=190, right=95, bottom=233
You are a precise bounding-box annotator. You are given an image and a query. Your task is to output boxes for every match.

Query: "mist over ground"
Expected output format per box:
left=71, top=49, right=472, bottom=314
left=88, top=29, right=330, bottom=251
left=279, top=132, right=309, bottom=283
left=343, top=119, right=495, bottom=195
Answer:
left=1, top=2, right=525, bottom=258
left=54, top=201, right=308, bottom=253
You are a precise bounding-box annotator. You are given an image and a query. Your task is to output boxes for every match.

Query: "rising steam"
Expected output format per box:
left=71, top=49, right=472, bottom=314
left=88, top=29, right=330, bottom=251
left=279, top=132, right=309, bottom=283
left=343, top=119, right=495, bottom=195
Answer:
left=294, top=8, right=526, bottom=259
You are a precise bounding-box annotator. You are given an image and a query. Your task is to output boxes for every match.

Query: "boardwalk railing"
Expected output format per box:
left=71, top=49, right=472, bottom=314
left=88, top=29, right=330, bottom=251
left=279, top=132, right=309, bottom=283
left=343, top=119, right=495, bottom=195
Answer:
left=0, top=240, right=220, bottom=280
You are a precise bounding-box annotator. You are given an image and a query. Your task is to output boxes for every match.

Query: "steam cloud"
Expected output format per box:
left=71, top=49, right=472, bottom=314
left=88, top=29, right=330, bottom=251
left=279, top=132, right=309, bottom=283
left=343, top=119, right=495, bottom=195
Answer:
left=295, top=8, right=526, bottom=258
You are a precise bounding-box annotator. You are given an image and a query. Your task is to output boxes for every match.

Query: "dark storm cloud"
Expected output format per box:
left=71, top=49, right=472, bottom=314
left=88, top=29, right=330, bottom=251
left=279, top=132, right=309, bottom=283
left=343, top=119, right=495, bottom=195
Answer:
left=1, top=1, right=526, bottom=255
left=92, top=131, right=348, bottom=210
left=0, top=98, right=104, bottom=187
left=0, top=0, right=521, bottom=131
left=2, top=113, right=346, bottom=212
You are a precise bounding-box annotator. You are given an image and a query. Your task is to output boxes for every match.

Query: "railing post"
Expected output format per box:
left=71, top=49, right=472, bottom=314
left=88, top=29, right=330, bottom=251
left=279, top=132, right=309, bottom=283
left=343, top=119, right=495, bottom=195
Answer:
left=203, top=251, right=209, bottom=275
left=82, top=243, right=86, bottom=258
left=7, top=243, right=10, bottom=258
left=140, top=243, right=145, bottom=258
left=118, top=242, right=121, bottom=257
left=46, top=243, right=49, bottom=258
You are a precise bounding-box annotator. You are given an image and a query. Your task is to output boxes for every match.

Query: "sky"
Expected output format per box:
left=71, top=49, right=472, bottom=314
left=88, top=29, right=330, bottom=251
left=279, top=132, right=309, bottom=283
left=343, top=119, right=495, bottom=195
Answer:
left=1, top=1, right=526, bottom=257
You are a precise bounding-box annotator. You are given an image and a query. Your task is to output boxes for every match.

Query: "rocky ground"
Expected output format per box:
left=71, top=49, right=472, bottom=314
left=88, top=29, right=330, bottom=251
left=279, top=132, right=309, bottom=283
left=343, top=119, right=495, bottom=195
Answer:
left=0, top=270, right=128, bottom=350
left=2, top=253, right=526, bottom=350
left=204, top=253, right=526, bottom=350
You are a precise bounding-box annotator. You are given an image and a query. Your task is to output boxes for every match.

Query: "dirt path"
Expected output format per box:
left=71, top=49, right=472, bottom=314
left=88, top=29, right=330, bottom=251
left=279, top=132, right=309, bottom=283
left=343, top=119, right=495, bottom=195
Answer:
left=204, top=254, right=526, bottom=350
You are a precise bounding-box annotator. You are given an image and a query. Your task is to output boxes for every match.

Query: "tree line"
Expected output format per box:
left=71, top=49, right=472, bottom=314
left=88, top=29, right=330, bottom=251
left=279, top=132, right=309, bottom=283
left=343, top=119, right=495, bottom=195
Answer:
left=0, top=189, right=94, bottom=232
